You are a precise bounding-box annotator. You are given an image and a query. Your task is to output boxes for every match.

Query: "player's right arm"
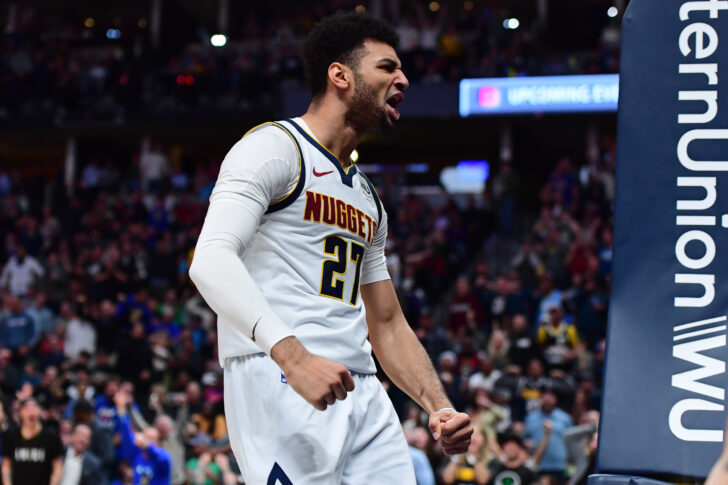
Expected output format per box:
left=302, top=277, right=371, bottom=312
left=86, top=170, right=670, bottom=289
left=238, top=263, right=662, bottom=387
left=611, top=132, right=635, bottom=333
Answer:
left=189, top=125, right=354, bottom=411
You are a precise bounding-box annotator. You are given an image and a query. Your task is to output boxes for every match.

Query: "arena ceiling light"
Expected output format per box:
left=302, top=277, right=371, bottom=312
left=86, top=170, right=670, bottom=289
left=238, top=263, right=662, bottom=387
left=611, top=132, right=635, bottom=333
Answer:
left=607, top=6, right=619, bottom=17
left=502, top=18, right=520, bottom=30
left=211, top=34, right=227, bottom=47
left=350, top=149, right=359, bottom=163
left=106, top=29, right=121, bottom=39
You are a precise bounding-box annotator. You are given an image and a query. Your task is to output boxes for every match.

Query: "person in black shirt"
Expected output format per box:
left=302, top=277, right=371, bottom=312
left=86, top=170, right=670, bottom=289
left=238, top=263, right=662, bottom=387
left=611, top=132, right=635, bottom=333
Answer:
left=1, top=398, right=63, bottom=485
left=484, top=424, right=552, bottom=485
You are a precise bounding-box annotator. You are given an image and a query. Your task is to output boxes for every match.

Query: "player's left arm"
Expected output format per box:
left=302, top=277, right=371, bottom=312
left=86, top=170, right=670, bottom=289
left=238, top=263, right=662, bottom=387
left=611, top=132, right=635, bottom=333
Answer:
left=360, top=212, right=472, bottom=454
left=362, top=280, right=471, bottom=454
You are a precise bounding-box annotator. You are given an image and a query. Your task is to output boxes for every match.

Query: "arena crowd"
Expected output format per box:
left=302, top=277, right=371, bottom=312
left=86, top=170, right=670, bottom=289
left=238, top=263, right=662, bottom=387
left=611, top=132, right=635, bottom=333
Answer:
left=1, top=0, right=620, bottom=123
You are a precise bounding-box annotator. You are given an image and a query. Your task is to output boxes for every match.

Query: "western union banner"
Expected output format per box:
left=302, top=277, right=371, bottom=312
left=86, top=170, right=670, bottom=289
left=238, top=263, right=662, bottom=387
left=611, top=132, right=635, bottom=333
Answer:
left=598, top=0, right=728, bottom=478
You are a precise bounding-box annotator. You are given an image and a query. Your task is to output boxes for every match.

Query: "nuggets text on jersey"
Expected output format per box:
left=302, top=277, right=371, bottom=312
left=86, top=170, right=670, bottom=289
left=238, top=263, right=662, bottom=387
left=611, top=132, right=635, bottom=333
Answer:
left=303, top=190, right=378, bottom=245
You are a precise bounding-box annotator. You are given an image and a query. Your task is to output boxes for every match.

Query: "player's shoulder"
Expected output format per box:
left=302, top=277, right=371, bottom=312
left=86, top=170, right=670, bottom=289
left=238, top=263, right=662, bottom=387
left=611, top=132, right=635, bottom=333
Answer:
left=224, top=120, right=300, bottom=166
left=240, top=120, right=298, bottom=145
left=236, top=121, right=300, bottom=151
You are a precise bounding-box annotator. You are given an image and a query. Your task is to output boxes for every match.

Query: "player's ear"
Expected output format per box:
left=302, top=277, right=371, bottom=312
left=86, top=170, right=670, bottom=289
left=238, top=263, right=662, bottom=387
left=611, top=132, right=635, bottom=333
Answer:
left=328, top=62, right=351, bottom=92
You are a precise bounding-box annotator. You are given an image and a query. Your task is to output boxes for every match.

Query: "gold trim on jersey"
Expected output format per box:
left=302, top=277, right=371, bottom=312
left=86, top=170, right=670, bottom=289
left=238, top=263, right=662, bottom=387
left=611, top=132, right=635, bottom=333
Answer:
left=240, top=121, right=304, bottom=207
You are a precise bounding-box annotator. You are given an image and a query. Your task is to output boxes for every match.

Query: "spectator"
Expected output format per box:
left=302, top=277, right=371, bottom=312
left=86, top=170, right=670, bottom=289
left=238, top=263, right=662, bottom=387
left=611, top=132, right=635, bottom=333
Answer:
left=486, top=330, right=511, bottom=371
left=71, top=400, right=115, bottom=481
left=139, top=143, right=170, bottom=193
left=0, top=349, right=19, bottom=396
left=415, top=313, right=451, bottom=361
left=438, top=351, right=466, bottom=412
left=534, top=276, right=563, bottom=326
left=441, top=426, right=489, bottom=485
left=63, top=305, right=97, bottom=360
left=404, top=426, right=435, bottom=485
left=26, top=292, right=56, bottom=341
left=511, top=241, right=544, bottom=291
left=524, top=391, right=573, bottom=484
left=468, top=355, right=502, bottom=394
left=59, top=423, right=106, bottom=485
left=572, top=276, right=608, bottom=348
left=0, top=245, right=44, bottom=297
left=185, top=435, right=219, bottom=485
left=537, top=306, right=579, bottom=371
left=449, top=277, right=485, bottom=336
left=472, top=388, right=509, bottom=446
left=114, top=390, right=172, bottom=485
left=93, top=378, right=121, bottom=432
left=110, top=462, right=134, bottom=485
left=1, top=398, right=63, bottom=485
left=508, top=314, right=537, bottom=370
left=151, top=414, right=186, bottom=485
left=483, top=425, right=552, bottom=485
left=1, top=295, right=35, bottom=360
left=190, top=402, right=226, bottom=443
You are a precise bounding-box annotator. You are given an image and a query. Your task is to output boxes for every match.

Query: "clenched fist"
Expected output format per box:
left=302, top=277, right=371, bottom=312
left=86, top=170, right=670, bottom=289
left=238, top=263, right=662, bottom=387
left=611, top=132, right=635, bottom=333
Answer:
left=428, top=408, right=473, bottom=455
left=271, top=337, right=355, bottom=411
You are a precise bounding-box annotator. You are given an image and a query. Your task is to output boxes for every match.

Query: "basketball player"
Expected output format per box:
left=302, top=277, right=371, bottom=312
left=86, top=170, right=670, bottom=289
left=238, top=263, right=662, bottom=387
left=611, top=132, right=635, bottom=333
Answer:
left=189, top=12, right=472, bottom=484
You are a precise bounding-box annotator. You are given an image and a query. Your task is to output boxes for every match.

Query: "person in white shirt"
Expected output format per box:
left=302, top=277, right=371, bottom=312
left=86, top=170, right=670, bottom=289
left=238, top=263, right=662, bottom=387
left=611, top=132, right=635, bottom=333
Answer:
left=0, top=245, right=44, bottom=297
left=189, top=12, right=472, bottom=485
left=139, top=142, right=170, bottom=192
left=468, top=354, right=503, bottom=394
left=62, top=303, right=96, bottom=360
left=60, top=423, right=105, bottom=485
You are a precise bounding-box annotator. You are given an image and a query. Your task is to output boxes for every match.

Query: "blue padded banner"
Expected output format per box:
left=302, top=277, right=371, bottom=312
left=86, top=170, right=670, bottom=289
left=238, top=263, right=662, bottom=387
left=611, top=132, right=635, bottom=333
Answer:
left=598, top=0, right=728, bottom=478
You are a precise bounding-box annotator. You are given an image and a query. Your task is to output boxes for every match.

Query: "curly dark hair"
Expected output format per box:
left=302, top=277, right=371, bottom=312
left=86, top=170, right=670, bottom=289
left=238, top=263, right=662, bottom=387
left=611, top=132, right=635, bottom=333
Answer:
left=302, top=12, right=400, bottom=99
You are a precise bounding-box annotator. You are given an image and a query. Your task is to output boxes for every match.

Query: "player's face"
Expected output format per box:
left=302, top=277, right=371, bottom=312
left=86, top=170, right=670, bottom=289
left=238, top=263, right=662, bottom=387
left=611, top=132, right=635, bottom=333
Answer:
left=345, top=40, right=409, bottom=134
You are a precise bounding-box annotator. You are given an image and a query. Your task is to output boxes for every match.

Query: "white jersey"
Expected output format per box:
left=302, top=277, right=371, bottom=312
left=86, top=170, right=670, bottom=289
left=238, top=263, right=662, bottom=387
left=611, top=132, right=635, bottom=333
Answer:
left=211, top=118, right=389, bottom=373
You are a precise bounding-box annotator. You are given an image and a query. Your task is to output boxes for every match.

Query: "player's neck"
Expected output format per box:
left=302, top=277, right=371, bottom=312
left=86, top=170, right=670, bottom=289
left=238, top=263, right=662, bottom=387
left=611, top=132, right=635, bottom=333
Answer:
left=301, top=106, right=360, bottom=169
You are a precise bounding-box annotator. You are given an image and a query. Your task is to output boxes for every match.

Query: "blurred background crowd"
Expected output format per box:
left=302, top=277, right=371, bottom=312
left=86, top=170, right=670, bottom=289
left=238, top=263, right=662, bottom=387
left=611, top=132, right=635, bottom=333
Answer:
left=0, top=1, right=620, bottom=484
left=1, top=0, right=621, bottom=124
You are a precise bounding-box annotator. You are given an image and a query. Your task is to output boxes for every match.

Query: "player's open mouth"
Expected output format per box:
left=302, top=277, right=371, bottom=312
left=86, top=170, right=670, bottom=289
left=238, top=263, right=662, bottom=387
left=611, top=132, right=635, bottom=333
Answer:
left=386, top=93, right=404, bottom=121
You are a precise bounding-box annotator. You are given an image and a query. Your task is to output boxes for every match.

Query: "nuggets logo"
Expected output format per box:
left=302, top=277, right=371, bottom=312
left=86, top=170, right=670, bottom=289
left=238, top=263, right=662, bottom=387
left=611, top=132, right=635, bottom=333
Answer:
left=303, top=190, right=377, bottom=244
left=478, top=86, right=501, bottom=108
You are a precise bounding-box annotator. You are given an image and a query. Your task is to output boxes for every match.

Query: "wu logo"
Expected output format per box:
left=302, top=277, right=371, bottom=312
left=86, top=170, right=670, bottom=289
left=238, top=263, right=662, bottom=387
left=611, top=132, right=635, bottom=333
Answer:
left=267, top=462, right=293, bottom=485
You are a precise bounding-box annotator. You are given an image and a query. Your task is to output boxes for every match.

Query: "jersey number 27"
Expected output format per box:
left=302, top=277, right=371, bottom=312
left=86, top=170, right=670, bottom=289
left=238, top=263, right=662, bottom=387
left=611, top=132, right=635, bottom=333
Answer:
left=319, top=235, right=365, bottom=305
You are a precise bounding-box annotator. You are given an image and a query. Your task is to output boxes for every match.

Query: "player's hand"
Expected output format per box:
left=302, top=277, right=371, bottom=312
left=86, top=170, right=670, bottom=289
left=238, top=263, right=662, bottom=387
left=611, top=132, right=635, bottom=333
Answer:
left=428, top=409, right=473, bottom=455
left=271, top=337, right=355, bottom=411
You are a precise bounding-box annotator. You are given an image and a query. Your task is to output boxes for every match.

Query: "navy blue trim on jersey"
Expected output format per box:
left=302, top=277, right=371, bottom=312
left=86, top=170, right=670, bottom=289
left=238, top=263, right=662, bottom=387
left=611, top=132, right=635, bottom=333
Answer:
left=265, top=121, right=306, bottom=214
left=358, top=172, right=382, bottom=225
left=285, top=118, right=357, bottom=187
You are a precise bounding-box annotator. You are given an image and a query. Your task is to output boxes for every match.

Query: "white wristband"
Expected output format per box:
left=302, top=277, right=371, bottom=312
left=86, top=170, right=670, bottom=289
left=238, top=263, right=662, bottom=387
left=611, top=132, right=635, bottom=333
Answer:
left=436, top=407, right=456, bottom=414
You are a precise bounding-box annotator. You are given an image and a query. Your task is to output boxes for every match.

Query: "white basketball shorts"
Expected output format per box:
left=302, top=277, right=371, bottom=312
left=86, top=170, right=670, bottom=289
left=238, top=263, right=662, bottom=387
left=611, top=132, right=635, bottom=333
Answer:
left=223, top=353, right=416, bottom=484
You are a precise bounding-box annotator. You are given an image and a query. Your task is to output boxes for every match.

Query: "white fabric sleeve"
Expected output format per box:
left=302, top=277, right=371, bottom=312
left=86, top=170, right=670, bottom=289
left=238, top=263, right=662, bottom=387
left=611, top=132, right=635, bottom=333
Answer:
left=189, top=126, right=299, bottom=354
left=360, top=207, right=391, bottom=285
